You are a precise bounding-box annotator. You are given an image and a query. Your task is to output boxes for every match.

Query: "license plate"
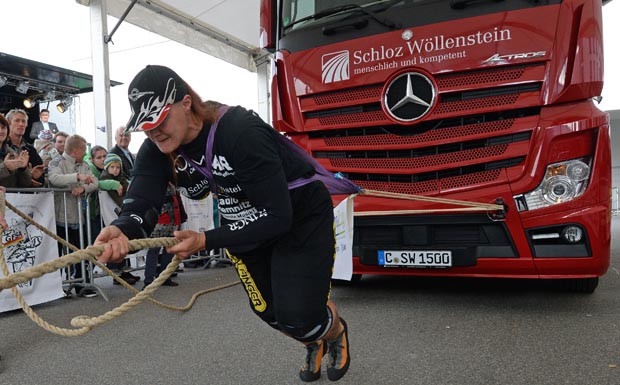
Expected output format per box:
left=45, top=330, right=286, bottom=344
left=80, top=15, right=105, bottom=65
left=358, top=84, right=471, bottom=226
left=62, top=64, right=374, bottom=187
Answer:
left=378, top=250, right=452, bottom=268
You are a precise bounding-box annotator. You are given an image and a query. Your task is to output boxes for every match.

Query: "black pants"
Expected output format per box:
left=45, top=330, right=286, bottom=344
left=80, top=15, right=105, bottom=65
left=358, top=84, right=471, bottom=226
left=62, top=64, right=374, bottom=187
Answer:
left=144, top=247, right=174, bottom=284
left=56, top=224, right=86, bottom=280
left=227, top=181, right=335, bottom=338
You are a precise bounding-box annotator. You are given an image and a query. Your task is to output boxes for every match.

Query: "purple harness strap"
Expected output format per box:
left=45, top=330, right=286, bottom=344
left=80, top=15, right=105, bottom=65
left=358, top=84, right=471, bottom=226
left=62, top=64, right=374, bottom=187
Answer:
left=179, top=105, right=360, bottom=195
left=273, top=132, right=361, bottom=195
left=178, top=105, right=230, bottom=193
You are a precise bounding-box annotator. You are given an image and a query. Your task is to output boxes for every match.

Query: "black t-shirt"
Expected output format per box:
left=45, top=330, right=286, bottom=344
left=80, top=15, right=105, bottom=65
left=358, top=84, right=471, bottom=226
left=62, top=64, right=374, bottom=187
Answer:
left=112, top=106, right=314, bottom=253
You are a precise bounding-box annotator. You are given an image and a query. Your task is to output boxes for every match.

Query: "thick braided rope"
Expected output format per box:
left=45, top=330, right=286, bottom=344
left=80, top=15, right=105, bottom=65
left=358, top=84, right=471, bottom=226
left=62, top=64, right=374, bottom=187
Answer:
left=2, top=199, right=238, bottom=308
left=361, top=189, right=503, bottom=211
left=0, top=193, right=94, bottom=335
left=0, top=193, right=239, bottom=336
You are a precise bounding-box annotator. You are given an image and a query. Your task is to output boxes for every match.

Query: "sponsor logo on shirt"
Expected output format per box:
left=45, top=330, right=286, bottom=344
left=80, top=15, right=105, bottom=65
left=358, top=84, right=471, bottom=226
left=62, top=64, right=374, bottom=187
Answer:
left=227, top=209, right=268, bottom=231
left=212, top=155, right=235, bottom=177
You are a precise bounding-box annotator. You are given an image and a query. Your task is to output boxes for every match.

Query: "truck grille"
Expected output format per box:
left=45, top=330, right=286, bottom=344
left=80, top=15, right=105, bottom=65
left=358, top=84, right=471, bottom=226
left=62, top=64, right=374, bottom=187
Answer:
left=298, top=63, right=545, bottom=194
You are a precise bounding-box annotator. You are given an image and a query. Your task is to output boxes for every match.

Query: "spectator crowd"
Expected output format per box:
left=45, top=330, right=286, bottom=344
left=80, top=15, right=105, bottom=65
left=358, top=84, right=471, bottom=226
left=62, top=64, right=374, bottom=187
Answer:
left=0, top=108, right=192, bottom=297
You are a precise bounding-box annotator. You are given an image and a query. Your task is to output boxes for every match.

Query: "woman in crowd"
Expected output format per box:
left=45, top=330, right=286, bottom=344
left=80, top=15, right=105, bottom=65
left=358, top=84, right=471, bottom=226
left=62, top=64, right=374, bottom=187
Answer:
left=0, top=113, right=32, bottom=188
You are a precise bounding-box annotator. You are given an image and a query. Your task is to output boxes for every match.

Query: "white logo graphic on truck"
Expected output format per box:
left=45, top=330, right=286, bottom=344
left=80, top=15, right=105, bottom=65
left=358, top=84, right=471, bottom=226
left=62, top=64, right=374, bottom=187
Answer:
left=322, top=50, right=350, bottom=83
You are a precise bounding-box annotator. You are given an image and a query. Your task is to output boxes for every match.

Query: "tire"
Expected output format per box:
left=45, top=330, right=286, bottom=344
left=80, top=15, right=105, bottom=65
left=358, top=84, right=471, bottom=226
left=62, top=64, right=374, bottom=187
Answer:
left=566, top=277, right=599, bottom=293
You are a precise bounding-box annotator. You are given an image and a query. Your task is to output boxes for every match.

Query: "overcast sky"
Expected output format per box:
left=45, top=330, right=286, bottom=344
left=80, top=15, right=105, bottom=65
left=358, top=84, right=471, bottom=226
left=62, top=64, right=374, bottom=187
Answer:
left=1, top=0, right=619, bottom=151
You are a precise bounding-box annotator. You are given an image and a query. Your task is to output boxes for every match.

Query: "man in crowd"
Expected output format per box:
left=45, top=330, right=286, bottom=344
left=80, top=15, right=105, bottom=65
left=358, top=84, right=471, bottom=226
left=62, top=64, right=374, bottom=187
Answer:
left=53, top=131, right=69, bottom=157
left=6, top=109, right=45, bottom=186
left=109, top=127, right=134, bottom=179
left=29, top=109, right=59, bottom=142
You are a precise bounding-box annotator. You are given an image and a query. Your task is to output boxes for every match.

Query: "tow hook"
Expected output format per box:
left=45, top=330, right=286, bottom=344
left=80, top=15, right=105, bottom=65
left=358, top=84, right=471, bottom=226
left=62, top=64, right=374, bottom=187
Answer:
left=490, top=197, right=508, bottom=221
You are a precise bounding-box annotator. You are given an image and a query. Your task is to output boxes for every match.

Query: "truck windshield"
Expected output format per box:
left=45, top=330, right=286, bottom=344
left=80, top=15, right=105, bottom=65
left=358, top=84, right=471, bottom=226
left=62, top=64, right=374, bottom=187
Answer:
left=279, top=0, right=562, bottom=52
left=282, top=0, right=423, bottom=31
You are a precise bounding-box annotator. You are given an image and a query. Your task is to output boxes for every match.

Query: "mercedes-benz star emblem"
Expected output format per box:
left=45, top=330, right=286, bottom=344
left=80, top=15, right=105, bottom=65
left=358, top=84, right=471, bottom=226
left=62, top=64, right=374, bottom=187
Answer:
left=383, top=72, right=436, bottom=123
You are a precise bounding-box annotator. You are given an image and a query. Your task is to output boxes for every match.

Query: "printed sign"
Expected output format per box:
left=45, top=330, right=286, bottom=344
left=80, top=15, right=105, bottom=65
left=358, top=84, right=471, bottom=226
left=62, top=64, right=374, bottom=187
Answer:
left=322, top=27, right=516, bottom=82
left=332, top=195, right=354, bottom=280
left=180, top=194, right=214, bottom=232
left=1, top=192, right=63, bottom=312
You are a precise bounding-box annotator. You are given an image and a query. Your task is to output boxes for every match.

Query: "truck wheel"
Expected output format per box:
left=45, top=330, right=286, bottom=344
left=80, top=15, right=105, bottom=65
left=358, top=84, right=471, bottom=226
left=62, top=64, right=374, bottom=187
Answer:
left=566, top=277, right=599, bottom=293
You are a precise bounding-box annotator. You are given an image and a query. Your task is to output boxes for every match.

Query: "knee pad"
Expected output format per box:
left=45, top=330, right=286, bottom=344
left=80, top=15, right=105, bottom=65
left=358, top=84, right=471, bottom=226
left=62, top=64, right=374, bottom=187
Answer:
left=279, top=306, right=333, bottom=343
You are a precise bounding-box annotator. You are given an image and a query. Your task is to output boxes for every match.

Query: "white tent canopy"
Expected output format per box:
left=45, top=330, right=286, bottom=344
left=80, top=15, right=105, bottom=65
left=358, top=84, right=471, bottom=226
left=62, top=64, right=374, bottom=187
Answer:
left=76, top=0, right=264, bottom=72
left=76, top=0, right=270, bottom=147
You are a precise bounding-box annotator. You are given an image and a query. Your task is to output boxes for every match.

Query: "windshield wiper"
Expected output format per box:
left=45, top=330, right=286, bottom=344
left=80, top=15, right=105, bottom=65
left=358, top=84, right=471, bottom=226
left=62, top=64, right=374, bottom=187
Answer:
left=450, top=0, right=505, bottom=9
left=284, top=4, right=399, bottom=31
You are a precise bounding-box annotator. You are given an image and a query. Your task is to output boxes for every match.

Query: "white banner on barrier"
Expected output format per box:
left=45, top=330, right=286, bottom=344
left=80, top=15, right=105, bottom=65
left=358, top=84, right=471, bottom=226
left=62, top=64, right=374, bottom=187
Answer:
left=332, top=196, right=354, bottom=281
left=98, top=190, right=120, bottom=227
left=97, top=190, right=147, bottom=266
left=1, top=192, right=63, bottom=312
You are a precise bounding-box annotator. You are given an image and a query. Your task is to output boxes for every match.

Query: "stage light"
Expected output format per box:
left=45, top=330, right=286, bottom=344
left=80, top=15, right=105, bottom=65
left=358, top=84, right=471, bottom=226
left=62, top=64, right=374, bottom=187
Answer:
left=0, top=76, right=7, bottom=88
left=23, top=97, right=37, bottom=108
left=23, top=93, right=46, bottom=109
left=56, top=96, right=73, bottom=113
left=16, top=81, right=29, bottom=94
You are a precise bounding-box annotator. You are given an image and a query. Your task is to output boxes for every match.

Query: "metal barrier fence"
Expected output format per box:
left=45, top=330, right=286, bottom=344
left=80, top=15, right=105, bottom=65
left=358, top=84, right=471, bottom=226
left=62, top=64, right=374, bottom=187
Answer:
left=4, top=187, right=226, bottom=300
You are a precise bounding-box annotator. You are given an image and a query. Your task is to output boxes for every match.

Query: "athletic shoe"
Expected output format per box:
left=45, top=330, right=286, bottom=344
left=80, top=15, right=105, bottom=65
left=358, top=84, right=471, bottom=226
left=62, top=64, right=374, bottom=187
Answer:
left=113, top=272, right=138, bottom=285
left=326, top=318, right=350, bottom=381
left=122, top=271, right=141, bottom=282
left=299, top=340, right=327, bottom=382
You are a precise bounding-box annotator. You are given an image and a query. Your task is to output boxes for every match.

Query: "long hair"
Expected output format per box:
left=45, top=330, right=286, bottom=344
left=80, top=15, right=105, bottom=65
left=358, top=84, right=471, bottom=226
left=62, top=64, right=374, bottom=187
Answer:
left=167, top=82, right=222, bottom=186
left=0, top=113, right=10, bottom=151
left=185, top=83, right=221, bottom=124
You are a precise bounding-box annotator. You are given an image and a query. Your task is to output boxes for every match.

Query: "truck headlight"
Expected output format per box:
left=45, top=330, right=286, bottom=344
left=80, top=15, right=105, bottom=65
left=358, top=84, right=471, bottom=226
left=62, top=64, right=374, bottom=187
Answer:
left=514, top=158, right=591, bottom=211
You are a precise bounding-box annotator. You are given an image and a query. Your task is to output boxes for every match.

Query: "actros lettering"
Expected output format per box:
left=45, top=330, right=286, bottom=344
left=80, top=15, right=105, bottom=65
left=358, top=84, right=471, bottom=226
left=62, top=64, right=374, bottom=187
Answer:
left=483, top=51, right=546, bottom=63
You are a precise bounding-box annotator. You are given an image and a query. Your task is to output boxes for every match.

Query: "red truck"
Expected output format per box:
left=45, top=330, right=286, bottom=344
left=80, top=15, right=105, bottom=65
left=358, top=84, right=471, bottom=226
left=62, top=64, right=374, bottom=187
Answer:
left=260, top=0, right=612, bottom=292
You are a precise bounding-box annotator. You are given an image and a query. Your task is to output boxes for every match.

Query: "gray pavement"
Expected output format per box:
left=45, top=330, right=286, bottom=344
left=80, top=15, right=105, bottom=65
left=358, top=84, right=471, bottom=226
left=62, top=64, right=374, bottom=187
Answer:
left=1, top=217, right=619, bottom=385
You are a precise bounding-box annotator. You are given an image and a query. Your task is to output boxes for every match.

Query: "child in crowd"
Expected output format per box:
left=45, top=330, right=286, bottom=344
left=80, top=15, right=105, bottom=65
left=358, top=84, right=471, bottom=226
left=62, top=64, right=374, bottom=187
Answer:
left=92, top=149, right=138, bottom=285
left=34, top=129, right=59, bottom=167
left=48, top=134, right=98, bottom=297
left=98, top=153, right=129, bottom=208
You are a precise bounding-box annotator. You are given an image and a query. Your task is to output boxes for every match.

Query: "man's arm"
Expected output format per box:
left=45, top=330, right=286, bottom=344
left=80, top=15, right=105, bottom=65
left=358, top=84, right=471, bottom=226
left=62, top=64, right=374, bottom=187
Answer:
left=48, top=161, right=79, bottom=187
left=82, top=165, right=98, bottom=194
